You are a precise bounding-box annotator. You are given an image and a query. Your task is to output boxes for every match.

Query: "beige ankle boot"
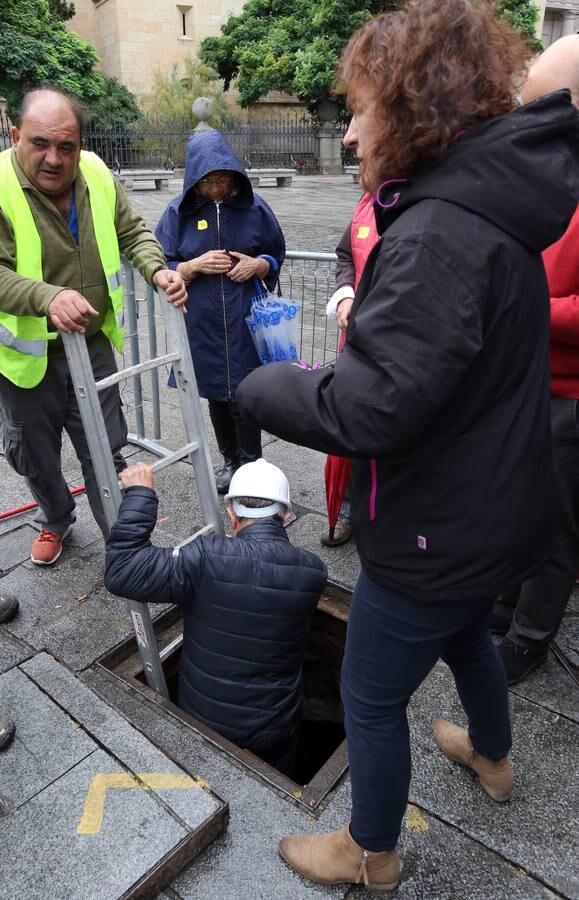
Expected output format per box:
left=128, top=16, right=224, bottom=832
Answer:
left=433, top=718, right=513, bottom=803
left=278, top=824, right=400, bottom=891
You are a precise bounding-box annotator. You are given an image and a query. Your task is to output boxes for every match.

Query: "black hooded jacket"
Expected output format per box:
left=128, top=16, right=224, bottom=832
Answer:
left=237, top=93, right=579, bottom=603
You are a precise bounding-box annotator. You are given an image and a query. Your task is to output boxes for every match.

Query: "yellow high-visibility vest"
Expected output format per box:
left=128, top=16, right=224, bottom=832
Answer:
left=0, top=149, right=124, bottom=388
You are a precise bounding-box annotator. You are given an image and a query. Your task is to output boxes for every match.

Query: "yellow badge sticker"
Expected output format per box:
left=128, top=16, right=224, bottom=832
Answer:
left=357, top=226, right=371, bottom=239
left=197, top=219, right=208, bottom=230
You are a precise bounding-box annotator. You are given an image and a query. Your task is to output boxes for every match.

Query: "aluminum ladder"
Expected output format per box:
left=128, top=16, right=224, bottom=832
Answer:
left=62, top=289, right=224, bottom=700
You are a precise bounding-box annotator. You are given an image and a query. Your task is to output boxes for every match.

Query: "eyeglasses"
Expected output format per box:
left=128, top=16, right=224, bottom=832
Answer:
left=198, top=173, right=231, bottom=186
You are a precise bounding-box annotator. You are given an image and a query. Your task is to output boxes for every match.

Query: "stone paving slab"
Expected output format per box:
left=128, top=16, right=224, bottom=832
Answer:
left=0, top=655, right=227, bottom=899
left=287, top=512, right=360, bottom=589
left=263, top=437, right=328, bottom=514
left=0, top=560, right=134, bottom=671
left=22, top=653, right=222, bottom=830
left=407, top=662, right=579, bottom=898
left=0, top=629, right=31, bottom=674
left=509, top=648, right=579, bottom=723
left=0, top=548, right=101, bottom=624
left=0, top=749, right=189, bottom=900
left=0, top=455, right=40, bottom=532
left=29, top=596, right=131, bottom=672
left=0, top=523, right=38, bottom=573
left=59, top=491, right=105, bottom=549
left=0, top=666, right=95, bottom=811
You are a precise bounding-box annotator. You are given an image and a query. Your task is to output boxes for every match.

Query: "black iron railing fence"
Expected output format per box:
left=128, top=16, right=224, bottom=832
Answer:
left=0, top=110, right=11, bottom=150
left=0, top=110, right=350, bottom=174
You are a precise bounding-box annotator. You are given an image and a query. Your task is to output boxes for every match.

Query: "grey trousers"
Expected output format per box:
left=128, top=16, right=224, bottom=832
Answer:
left=0, top=332, right=127, bottom=538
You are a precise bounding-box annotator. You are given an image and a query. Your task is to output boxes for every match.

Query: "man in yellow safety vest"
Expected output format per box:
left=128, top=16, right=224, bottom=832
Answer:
left=0, top=86, right=187, bottom=569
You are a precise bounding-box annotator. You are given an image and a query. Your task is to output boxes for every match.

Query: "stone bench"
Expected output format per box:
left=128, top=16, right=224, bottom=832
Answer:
left=247, top=169, right=294, bottom=188
left=344, top=165, right=360, bottom=183
left=115, top=170, right=170, bottom=191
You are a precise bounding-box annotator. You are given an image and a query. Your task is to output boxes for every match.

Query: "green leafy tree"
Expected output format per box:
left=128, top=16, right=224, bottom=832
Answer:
left=200, top=0, right=397, bottom=114
left=143, top=58, right=236, bottom=127
left=201, top=0, right=541, bottom=114
left=48, top=0, right=75, bottom=21
left=0, top=0, right=103, bottom=116
left=498, top=0, right=542, bottom=51
left=87, top=76, right=141, bottom=129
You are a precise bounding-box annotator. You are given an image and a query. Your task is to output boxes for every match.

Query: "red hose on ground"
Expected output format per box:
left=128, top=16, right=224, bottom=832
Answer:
left=0, top=485, right=86, bottom=521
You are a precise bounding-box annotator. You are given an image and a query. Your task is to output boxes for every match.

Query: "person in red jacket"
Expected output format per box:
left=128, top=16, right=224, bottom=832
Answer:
left=322, top=193, right=379, bottom=546
left=493, top=34, right=579, bottom=684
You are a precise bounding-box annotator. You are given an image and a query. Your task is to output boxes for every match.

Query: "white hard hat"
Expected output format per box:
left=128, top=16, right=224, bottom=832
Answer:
left=225, top=459, right=291, bottom=518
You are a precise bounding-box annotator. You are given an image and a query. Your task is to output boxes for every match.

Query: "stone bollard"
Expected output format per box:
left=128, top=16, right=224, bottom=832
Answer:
left=192, top=97, right=214, bottom=133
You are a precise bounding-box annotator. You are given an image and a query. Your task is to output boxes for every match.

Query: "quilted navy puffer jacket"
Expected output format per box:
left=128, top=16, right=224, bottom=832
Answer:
left=104, top=486, right=327, bottom=757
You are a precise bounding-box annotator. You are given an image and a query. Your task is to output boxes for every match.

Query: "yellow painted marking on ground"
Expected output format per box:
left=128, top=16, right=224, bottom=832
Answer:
left=77, top=771, right=207, bottom=835
left=403, top=805, right=429, bottom=833
left=292, top=789, right=303, bottom=799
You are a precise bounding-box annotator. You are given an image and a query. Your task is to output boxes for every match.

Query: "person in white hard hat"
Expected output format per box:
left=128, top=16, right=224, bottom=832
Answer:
left=104, top=459, right=327, bottom=776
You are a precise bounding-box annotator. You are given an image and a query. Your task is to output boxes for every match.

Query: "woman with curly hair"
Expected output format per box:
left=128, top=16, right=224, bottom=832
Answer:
left=237, top=0, right=579, bottom=889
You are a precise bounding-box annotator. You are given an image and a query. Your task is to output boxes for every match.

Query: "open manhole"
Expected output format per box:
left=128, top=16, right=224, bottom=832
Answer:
left=100, top=582, right=350, bottom=812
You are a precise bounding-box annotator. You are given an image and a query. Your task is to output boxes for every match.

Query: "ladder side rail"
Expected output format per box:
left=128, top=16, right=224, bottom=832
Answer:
left=146, top=284, right=162, bottom=441
left=62, top=330, right=170, bottom=699
left=159, top=293, right=225, bottom=537
left=123, top=260, right=146, bottom=440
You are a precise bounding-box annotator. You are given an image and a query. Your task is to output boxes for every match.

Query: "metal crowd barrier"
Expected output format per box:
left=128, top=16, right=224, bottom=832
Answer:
left=121, top=251, right=340, bottom=454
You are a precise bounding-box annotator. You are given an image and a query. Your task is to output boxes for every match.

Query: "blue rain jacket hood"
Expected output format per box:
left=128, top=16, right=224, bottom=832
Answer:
left=180, top=129, right=254, bottom=213
left=156, top=130, right=286, bottom=400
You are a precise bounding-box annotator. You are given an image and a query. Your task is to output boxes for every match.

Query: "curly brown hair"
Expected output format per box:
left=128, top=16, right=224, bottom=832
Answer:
left=338, top=0, right=533, bottom=188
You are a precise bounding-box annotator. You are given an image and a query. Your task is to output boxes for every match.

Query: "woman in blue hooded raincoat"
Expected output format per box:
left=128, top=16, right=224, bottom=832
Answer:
left=155, top=130, right=286, bottom=493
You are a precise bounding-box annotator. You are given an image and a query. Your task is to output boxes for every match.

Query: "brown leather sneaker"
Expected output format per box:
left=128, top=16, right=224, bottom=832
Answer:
left=279, top=824, right=399, bottom=891
left=433, top=718, right=513, bottom=803
left=31, top=524, right=72, bottom=566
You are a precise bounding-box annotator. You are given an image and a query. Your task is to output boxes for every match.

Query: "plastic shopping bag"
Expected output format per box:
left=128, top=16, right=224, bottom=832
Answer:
left=245, top=282, right=300, bottom=365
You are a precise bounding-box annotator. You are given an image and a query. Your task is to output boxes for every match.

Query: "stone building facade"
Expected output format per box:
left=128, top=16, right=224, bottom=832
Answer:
left=67, top=0, right=579, bottom=103
left=539, top=0, right=579, bottom=44
left=69, top=0, right=245, bottom=99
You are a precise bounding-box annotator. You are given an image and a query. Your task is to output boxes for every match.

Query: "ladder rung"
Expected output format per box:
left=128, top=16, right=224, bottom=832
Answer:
left=172, top=523, right=215, bottom=556
left=159, top=634, right=183, bottom=662
left=96, top=352, right=180, bottom=391
left=117, top=442, right=200, bottom=490
left=150, top=442, right=199, bottom=472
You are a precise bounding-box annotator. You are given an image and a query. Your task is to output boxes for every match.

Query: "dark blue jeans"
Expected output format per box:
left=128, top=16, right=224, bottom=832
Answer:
left=342, top=570, right=512, bottom=851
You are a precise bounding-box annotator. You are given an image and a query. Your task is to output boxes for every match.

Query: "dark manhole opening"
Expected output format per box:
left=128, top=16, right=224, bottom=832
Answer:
left=100, top=581, right=350, bottom=811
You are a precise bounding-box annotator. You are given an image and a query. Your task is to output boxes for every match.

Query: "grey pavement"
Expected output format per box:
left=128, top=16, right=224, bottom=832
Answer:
left=0, top=176, right=577, bottom=899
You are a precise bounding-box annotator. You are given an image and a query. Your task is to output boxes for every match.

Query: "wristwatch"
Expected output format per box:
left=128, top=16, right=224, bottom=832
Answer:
left=151, top=264, right=165, bottom=278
